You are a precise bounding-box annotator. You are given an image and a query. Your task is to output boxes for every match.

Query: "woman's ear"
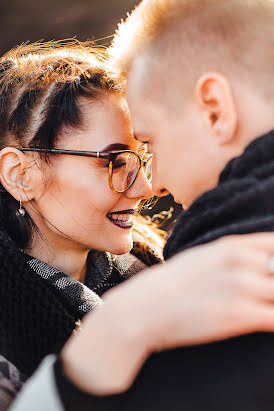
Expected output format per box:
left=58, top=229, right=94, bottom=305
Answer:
left=195, top=72, right=238, bottom=145
left=0, top=147, right=36, bottom=203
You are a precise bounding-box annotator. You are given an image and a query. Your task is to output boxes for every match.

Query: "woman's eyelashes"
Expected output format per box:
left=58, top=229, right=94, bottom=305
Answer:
left=112, top=160, right=126, bottom=170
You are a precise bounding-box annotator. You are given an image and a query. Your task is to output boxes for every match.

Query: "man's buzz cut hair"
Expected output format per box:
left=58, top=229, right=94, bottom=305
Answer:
left=109, top=0, right=274, bottom=98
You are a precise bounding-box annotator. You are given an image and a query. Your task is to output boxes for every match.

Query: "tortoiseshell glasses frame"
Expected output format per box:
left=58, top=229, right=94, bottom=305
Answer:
left=17, top=147, right=153, bottom=193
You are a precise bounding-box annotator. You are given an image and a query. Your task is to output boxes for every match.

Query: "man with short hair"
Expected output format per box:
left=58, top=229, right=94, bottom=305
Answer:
left=110, top=0, right=274, bottom=211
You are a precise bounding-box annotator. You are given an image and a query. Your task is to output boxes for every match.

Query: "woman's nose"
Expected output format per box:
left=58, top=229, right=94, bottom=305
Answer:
left=125, top=167, right=154, bottom=199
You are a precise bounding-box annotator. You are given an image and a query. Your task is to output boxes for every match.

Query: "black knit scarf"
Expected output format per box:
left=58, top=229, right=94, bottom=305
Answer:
left=164, top=130, right=274, bottom=259
left=0, top=231, right=146, bottom=378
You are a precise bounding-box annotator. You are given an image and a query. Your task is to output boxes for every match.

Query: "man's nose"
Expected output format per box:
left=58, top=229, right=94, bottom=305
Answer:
left=150, top=156, right=169, bottom=197
left=125, top=168, right=154, bottom=199
left=152, top=184, right=169, bottom=198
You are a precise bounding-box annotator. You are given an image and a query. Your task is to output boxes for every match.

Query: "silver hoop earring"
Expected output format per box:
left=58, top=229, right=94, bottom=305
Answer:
left=16, top=198, right=25, bottom=217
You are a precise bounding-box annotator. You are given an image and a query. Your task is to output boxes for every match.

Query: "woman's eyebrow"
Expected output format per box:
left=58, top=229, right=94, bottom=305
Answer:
left=101, top=143, right=130, bottom=152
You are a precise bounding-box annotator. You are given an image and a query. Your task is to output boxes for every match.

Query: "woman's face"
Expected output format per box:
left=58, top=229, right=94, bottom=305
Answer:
left=28, top=93, right=153, bottom=255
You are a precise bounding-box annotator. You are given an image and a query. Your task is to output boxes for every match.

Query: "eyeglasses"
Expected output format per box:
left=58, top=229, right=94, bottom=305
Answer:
left=17, top=147, right=153, bottom=193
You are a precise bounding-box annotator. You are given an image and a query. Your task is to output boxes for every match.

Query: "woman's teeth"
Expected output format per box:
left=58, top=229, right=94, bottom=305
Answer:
left=111, top=214, right=131, bottom=222
left=106, top=213, right=133, bottom=229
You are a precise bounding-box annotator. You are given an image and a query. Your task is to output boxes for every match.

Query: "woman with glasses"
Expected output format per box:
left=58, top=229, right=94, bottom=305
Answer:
left=0, top=40, right=162, bottom=382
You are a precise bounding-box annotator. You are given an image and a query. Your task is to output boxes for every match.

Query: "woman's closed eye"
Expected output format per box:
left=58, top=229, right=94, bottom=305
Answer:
left=112, top=160, right=127, bottom=170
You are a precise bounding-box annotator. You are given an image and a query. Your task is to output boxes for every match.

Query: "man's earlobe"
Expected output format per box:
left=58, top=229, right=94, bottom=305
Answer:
left=0, top=147, right=35, bottom=202
left=196, top=72, right=238, bottom=145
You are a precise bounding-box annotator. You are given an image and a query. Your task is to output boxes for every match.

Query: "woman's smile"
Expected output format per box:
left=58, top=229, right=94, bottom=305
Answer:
left=106, top=208, right=135, bottom=229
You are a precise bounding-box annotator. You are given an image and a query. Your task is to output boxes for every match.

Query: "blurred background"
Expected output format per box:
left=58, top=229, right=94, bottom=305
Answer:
left=0, top=0, right=183, bottom=230
left=0, top=0, right=139, bottom=54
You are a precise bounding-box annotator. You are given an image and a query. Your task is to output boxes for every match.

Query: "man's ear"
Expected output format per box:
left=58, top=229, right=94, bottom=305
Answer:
left=0, top=147, right=36, bottom=203
left=195, top=72, right=238, bottom=145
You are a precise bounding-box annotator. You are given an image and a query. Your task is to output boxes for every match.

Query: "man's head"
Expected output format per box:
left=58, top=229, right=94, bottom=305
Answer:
left=110, top=0, right=274, bottom=208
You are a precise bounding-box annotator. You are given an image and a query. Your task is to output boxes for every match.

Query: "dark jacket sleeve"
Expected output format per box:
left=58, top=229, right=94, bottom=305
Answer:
left=54, top=357, right=124, bottom=411
left=55, top=332, right=274, bottom=411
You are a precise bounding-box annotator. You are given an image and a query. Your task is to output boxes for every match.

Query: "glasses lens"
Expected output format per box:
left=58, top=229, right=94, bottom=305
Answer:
left=112, top=152, right=139, bottom=192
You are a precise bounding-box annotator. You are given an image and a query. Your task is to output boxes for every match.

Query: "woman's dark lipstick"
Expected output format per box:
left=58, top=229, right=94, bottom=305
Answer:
left=106, top=209, right=135, bottom=229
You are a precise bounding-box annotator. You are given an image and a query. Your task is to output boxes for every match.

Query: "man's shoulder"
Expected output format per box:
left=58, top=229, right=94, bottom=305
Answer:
left=124, top=333, right=274, bottom=411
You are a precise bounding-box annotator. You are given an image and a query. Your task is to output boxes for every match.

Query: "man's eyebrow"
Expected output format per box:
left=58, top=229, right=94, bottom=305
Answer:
left=101, top=143, right=130, bottom=152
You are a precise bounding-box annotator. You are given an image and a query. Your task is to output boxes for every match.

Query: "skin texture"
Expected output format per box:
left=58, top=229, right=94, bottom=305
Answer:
left=0, top=94, right=153, bottom=281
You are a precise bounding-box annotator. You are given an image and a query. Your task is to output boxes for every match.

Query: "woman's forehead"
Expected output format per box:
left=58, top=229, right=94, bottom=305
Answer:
left=57, top=95, right=139, bottom=152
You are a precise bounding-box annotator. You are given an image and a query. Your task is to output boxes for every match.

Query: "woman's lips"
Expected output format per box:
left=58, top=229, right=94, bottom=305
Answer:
left=106, top=209, right=135, bottom=229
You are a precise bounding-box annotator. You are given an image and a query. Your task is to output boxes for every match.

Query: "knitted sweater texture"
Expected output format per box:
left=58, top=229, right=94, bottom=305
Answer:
left=0, top=231, right=147, bottom=379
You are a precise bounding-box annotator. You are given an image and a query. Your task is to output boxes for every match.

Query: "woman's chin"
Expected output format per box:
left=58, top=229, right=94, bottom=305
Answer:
left=107, top=238, right=133, bottom=255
